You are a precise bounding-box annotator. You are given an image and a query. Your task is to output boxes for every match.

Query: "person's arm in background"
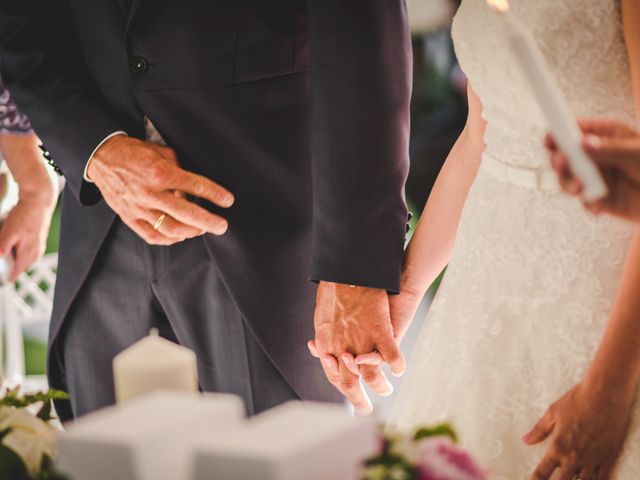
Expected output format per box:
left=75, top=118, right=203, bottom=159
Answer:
left=355, top=84, right=486, bottom=371
left=0, top=81, right=57, bottom=280
left=307, top=0, right=412, bottom=413
left=0, top=0, right=233, bottom=245
left=524, top=3, right=640, bottom=479
left=0, top=0, right=125, bottom=206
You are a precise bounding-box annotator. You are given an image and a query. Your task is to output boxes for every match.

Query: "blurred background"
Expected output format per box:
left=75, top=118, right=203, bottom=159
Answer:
left=19, top=0, right=467, bottom=417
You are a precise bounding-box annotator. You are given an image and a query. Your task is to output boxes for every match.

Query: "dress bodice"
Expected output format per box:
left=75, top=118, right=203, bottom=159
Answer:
left=452, top=0, right=635, bottom=169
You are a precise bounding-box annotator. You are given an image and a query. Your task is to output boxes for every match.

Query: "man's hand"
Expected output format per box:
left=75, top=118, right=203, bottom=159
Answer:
left=88, top=135, right=234, bottom=245
left=547, top=118, right=640, bottom=222
left=309, top=282, right=406, bottom=415
left=353, top=286, right=422, bottom=367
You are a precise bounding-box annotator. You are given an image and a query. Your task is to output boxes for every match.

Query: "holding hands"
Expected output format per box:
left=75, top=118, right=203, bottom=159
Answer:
left=547, top=118, right=640, bottom=222
left=308, top=282, right=412, bottom=415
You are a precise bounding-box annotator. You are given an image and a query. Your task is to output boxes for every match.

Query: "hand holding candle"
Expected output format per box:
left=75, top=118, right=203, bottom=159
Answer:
left=486, top=0, right=608, bottom=202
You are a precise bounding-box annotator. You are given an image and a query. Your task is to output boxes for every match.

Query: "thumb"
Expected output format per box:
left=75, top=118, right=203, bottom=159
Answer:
left=523, top=410, right=555, bottom=445
left=390, top=293, right=420, bottom=343
left=376, top=334, right=407, bottom=377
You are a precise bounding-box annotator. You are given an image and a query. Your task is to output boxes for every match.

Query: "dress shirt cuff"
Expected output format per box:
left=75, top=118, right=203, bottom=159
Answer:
left=83, top=131, right=128, bottom=183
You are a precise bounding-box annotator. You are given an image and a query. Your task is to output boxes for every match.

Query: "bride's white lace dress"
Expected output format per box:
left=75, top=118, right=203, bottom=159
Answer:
left=387, top=0, right=640, bottom=477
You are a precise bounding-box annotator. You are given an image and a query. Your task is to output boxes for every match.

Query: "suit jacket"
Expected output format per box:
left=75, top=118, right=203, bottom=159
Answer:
left=0, top=0, right=412, bottom=402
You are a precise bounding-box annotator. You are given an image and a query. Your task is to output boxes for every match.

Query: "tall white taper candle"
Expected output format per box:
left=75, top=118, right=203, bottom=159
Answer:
left=487, top=0, right=608, bottom=201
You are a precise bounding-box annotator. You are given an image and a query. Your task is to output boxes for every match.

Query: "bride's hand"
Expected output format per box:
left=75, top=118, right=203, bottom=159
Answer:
left=351, top=286, right=423, bottom=367
left=524, top=376, right=635, bottom=480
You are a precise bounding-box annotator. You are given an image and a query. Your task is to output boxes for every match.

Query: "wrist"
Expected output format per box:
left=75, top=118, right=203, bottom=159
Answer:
left=87, top=133, right=130, bottom=182
left=17, top=168, right=57, bottom=208
left=583, top=363, right=640, bottom=401
left=399, top=263, right=428, bottom=300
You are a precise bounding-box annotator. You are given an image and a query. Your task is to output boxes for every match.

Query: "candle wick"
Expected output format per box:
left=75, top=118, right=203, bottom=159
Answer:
left=149, top=328, right=160, bottom=337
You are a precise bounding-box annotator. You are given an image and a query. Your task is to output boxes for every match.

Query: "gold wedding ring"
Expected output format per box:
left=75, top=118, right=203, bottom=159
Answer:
left=153, top=213, right=166, bottom=231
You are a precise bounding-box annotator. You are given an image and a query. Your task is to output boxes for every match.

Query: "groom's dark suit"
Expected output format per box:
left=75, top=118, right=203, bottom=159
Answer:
left=0, top=0, right=411, bottom=419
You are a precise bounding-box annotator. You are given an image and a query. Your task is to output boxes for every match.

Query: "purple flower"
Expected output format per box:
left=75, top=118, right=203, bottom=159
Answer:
left=416, top=438, right=488, bottom=480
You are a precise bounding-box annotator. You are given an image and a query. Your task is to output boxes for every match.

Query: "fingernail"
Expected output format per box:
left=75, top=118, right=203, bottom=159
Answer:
left=521, top=434, right=530, bottom=444
left=391, top=369, right=406, bottom=378
left=214, top=221, right=229, bottom=235
left=223, top=195, right=235, bottom=208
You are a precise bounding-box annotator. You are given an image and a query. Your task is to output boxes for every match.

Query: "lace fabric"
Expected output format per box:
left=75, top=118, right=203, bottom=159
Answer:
left=387, top=1, right=640, bottom=477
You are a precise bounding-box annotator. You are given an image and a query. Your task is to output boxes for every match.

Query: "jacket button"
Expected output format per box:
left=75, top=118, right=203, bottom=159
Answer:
left=129, top=56, right=149, bottom=75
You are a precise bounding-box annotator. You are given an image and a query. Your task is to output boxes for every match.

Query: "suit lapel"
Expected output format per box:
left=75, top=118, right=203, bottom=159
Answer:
left=125, top=0, right=145, bottom=34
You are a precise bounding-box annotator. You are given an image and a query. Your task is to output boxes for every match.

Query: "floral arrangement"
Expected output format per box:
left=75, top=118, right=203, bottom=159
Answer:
left=0, top=387, right=70, bottom=480
left=363, top=424, right=488, bottom=480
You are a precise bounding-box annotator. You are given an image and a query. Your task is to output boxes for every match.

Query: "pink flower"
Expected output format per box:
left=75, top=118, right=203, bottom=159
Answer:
left=416, top=438, right=488, bottom=480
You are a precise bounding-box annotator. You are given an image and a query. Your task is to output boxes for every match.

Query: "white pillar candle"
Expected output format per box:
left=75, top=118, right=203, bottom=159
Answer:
left=113, top=329, right=198, bottom=403
left=194, top=401, right=379, bottom=480
left=487, top=0, right=608, bottom=202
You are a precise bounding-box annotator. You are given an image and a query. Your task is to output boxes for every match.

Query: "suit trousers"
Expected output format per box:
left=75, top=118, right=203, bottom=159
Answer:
left=54, top=218, right=298, bottom=420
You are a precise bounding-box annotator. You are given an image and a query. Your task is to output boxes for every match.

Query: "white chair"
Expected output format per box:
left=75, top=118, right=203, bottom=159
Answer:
left=1, top=253, right=57, bottom=392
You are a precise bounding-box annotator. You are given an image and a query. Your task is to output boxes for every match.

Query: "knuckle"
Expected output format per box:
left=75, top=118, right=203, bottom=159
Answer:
left=362, top=372, right=380, bottom=384
left=147, top=165, right=169, bottom=185
left=191, top=177, right=204, bottom=194
left=339, top=380, right=357, bottom=391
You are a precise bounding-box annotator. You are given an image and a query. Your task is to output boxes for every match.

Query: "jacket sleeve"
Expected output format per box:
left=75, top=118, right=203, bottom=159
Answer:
left=307, top=0, right=412, bottom=293
left=0, top=0, right=125, bottom=205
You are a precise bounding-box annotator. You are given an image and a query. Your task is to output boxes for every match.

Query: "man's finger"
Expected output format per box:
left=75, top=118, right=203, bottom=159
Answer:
left=375, top=333, right=406, bottom=377
left=150, top=192, right=229, bottom=235
left=355, top=352, right=385, bottom=366
left=341, top=353, right=361, bottom=376
left=322, top=354, right=340, bottom=376
left=317, top=354, right=344, bottom=396
left=144, top=209, right=204, bottom=239
left=359, top=364, right=393, bottom=397
left=307, top=340, right=320, bottom=358
left=129, top=219, right=183, bottom=246
left=338, top=361, right=372, bottom=415
left=174, top=169, right=235, bottom=209
left=530, top=453, right=559, bottom=480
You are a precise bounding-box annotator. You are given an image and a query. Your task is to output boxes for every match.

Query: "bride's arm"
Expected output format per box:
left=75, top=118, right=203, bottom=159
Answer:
left=389, top=84, right=486, bottom=337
